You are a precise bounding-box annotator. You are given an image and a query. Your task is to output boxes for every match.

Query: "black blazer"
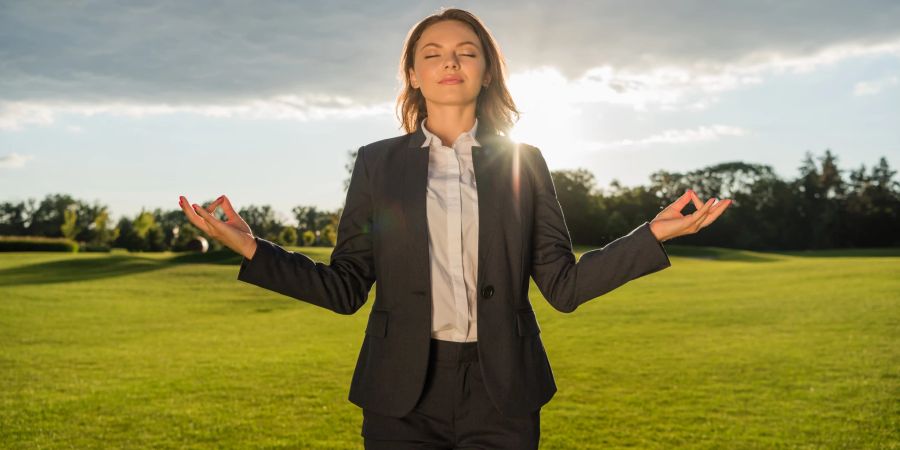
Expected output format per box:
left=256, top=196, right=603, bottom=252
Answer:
left=236, top=124, right=672, bottom=418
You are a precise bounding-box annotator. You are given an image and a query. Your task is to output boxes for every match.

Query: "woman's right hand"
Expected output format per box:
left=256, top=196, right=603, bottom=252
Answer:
left=178, top=194, right=258, bottom=259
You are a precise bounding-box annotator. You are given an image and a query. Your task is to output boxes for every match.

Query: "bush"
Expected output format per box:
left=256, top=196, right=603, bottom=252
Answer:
left=278, top=227, right=298, bottom=246
left=322, top=224, right=337, bottom=246
left=0, top=235, right=79, bottom=252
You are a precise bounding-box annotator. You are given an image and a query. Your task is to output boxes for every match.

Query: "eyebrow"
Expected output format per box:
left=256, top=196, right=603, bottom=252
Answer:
left=420, top=41, right=480, bottom=50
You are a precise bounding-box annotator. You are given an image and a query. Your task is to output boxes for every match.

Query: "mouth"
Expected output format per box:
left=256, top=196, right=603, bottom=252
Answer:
left=439, top=77, right=463, bottom=85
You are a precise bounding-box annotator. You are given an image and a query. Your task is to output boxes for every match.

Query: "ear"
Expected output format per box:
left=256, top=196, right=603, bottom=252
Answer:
left=409, top=68, right=419, bottom=89
left=483, top=72, right=492, bottom=87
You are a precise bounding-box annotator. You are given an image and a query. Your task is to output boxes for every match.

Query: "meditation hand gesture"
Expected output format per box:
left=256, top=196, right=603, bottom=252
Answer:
left=178, top=195, right=258, bottom=259
left=649, top=190, right=731, bottom=242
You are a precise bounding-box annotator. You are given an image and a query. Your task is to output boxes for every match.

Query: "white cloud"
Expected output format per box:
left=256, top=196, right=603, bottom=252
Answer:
left=0, top=152, right=34, bottom=169
left=511, top=39, right=900, bottom=114
left=2, top=1, right=899, bottom=132
left=0, top=102, right=55, bottom=131
left=853, top=74, right=900, bottom=96
left=585, top=125, right=747, bottom=149
left=0, top=95, right=394, bottom=131
left=7, top=37, right=896, bottom=133
left=2, top=1, right=899, bottom=110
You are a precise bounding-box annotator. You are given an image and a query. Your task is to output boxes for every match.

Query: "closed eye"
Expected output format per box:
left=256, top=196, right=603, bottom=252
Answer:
left=424, top=54, right=477, bottom=59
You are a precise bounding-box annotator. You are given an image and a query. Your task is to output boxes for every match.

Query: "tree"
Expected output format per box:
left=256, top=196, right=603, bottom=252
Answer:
left=278, top=227, right=298, bottom=247
left=322, top=223, right=337, bottom=246
left=292, top=206, right=323, bottom=236
left=343, top=148, right=358, bottom=192
left=29, top=193, right=77, bottom=237
left=551, top=168, right=601, bottom=245
left=0, top=200, right=31, bottom=236
left=113, top=217, right=144, bottom=251
left=90, top=207, right=117, bottom=247
left=60, top=205, right=79, bottom=239
left=818, top=149, right=845, bottom=199
left=238, top=204, right=285, bottom=243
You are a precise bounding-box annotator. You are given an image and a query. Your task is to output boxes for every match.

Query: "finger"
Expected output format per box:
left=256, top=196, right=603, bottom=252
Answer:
left=179, top=196, right=212, bottom=234
left=690, top=197, right=716, bottom=227
left=220, top=194, right=240, bottom=219
left=700, top=198, right=732, bottom=227
left=690, top=190, right=705, bottom=211
left=205, top=195, right=224, bottom=214
left=192, top=202, right=222, bottom=231
left=666, top=189, right=695, bottom=213
left=219, top=195, right=253, bottom=234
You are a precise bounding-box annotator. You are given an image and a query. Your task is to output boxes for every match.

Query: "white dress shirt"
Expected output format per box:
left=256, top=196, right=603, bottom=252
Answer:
left=421, top=117, right=481, bottom=343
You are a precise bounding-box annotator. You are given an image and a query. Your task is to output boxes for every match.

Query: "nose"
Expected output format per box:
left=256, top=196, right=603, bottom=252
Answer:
left=443, top=54, right=460, bottom=70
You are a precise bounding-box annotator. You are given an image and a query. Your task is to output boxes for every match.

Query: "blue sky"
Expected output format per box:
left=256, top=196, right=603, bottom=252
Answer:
left=1, top=1, right=898, bottom=225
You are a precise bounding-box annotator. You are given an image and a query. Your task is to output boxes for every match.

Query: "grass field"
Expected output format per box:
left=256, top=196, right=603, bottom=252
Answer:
left=1, top=245, right=898, bottom=449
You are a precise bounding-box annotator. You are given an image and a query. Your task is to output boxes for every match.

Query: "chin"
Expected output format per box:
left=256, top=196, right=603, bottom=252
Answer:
left=426, top=94, right=480, bottom=106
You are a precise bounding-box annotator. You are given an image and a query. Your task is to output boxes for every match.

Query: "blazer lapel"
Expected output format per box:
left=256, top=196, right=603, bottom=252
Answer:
left=471, top=131, right=500, bottom=286
left=402, top=127, right=431, bottom=295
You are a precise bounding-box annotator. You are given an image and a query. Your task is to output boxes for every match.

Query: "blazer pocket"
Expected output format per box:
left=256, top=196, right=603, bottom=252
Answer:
left=516, top=308, right=541, bottom=337
left=365, top=310, right=389, bottom=338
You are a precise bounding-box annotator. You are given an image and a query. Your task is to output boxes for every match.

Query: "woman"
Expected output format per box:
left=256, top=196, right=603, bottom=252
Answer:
left=179, top=7, right=730, bottom=449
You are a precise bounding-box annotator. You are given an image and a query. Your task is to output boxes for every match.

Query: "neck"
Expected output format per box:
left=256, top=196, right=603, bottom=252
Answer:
left=422, top=102, right=477, bottom=145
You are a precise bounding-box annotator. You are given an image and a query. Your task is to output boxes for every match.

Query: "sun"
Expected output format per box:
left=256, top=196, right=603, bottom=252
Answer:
left=506, top=67, right=584, bottom=164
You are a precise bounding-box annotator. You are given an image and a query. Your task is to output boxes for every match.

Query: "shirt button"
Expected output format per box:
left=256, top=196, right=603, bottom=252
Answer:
left=481, top=285, right=494, bottom=298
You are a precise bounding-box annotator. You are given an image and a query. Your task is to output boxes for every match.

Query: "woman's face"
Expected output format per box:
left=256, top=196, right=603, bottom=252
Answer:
left=409, top=19, right=491, bottom=108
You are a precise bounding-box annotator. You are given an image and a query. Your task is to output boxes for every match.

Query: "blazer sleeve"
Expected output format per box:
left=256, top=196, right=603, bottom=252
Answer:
left=235, top=145, right=376, bottom=315
left=527, top=145, right=671, bottom=313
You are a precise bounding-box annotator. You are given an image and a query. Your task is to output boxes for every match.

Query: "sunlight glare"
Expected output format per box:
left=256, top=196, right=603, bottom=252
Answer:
left=507, top=67, right=586, bottom=166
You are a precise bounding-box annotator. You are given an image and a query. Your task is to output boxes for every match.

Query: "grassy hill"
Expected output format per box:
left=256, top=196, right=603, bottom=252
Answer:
left=1, top=245, right=897, bottom=449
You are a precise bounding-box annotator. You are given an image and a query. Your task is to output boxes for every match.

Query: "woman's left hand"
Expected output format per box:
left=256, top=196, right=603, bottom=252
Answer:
left=649, top=190, right=731, bottom=242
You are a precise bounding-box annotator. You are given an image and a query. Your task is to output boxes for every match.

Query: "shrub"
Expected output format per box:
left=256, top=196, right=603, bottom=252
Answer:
left=0, top=235, right=79, bottom=252
left=278, top=227, right=298, bottom=246
left=302, top=230, right=315, bottom=246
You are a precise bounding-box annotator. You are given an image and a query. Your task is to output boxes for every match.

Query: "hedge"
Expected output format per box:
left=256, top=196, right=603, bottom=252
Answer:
left=0, top=236, right=79, bottom=252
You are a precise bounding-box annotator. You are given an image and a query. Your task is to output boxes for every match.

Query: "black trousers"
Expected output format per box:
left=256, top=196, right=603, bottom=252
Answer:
left=361, top=338, right=540, bottom=449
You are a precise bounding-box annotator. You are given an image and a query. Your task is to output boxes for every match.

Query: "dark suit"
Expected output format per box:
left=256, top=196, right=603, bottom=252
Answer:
left=236, top=124, right=672, bottom=420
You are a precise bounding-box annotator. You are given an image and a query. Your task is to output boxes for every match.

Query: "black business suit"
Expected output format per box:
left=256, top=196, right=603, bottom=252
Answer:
left=236, top=123, right=672, bottom=422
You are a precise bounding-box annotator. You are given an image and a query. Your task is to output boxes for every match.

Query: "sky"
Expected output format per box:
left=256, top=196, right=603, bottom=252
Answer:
left=1, top=0, right=899, bottom=225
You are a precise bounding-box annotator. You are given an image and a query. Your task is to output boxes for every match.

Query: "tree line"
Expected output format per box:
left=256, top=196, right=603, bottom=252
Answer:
left=0, top=148, right=897, bottom=252
left=553, top=149, right=898, bottom=250
left=0, top=196, right=343, bottom=252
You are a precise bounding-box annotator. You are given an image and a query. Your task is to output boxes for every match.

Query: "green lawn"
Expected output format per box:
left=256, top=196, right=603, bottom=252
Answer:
left=1, top=245, right=898, bottom=449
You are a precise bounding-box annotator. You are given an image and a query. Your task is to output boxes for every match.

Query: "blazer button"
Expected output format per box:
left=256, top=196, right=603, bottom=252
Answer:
left=481, top=285, right=494, bottom=298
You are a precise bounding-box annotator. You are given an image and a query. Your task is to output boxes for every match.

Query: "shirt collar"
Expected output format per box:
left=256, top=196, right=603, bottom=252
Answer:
left=420, top=117, right=481, bottom=148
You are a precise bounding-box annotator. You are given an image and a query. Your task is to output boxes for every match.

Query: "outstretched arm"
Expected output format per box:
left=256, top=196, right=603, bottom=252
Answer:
left=526, top=145, right=672, bottom=313
left=235, top=146, right=376, bottom=315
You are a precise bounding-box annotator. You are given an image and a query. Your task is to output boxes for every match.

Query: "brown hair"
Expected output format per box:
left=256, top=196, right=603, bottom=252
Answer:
left=395, top=8, right=519, bottom=137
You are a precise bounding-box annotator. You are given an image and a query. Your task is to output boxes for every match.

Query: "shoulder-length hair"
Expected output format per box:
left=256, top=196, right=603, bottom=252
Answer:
left=395, top=8, right=519, bottom=137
